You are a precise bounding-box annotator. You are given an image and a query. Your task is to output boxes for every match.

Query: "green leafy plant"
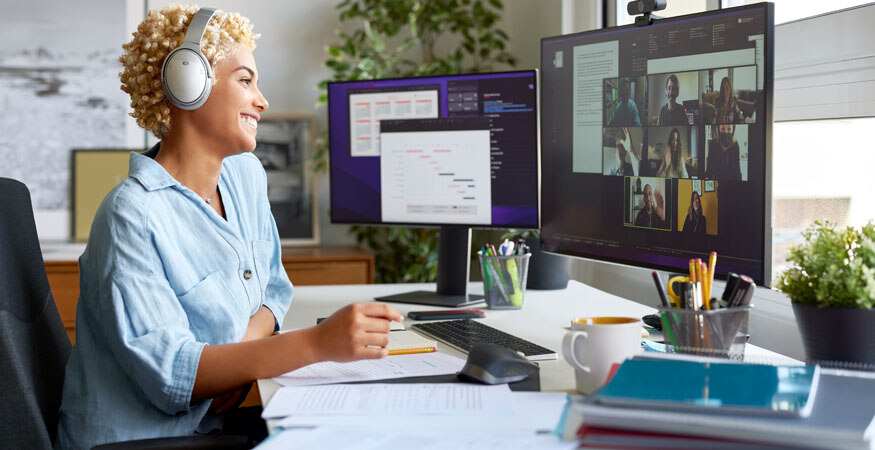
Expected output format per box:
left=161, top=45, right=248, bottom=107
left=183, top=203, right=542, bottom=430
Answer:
left=777, top=221, right=875, bottom=309
left=315, top=0, right=517, bottom=283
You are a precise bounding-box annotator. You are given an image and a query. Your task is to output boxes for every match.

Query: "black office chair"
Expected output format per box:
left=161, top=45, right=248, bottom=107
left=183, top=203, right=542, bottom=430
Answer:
left=0, top=178, right=249, bottom=450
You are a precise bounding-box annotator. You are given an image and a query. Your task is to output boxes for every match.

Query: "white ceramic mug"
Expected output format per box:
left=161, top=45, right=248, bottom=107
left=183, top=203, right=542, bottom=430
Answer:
left=562, top=316, right=642, bottom=394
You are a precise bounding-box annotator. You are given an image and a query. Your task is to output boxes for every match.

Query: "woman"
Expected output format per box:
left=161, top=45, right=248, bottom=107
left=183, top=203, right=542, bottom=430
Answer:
left=656, top=128, right=689, bottom=178
left=715, top=76, right=744, bottom=124
left=56, top=6, right=401, bottom=448
left=682, top=190, right=707, bottom=233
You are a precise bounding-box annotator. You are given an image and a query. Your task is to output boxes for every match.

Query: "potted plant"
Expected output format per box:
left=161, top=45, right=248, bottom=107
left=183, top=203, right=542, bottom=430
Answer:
left=776, top=221, right=875, bottom=366
left=314, top=0, right=517, bottom=283
left=501, top=229, right=570, bottom=290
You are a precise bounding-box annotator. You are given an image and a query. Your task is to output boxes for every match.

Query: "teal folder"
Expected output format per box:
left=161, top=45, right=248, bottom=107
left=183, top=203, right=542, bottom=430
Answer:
left=593, top=359, right=820, bottom=417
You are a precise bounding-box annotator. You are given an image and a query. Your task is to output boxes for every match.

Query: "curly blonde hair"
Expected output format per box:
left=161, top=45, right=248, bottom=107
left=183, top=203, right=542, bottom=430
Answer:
left=119, top=5, right=259, bottom=139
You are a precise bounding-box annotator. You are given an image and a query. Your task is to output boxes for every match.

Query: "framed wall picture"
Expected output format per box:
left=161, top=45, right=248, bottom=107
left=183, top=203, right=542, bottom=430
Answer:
left=253, top=115, right=319, bottom=245
left=705, top=179, right=716, bottom=192
left=71, top=149, right=136, bottom=241
left=0, top=0, right=138, bottom=240
left=691, top=179, right=703, bottom=195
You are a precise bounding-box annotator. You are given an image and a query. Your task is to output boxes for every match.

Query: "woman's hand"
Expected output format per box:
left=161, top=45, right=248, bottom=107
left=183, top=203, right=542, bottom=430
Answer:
left=621, top=127, right=639, bottom=160
left=311, top=303, right=402, bottom=362
left=208, top=383, right=251, bottom=414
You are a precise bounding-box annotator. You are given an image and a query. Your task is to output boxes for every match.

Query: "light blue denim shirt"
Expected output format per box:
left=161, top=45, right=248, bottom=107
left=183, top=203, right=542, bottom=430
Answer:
left=56, top=146, right=293, bottom=449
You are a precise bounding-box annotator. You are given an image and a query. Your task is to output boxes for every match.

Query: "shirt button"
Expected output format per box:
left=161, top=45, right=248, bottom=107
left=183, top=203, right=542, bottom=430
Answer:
left=243, top=270, right=252, bottom=280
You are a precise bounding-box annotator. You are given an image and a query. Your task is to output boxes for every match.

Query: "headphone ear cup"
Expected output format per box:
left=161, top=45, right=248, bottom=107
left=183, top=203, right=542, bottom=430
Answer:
left=162, top=47, right=212, bottom=110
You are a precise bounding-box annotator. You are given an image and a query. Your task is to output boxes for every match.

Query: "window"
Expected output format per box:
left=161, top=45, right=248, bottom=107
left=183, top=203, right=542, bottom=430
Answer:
left=723, top=0, right=872, bottom=25
left=771, top=118, right=875, bottom=277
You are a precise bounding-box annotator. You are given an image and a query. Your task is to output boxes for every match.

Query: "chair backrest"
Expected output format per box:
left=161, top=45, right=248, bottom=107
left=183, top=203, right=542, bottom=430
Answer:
left=0, top=178, right=72, bottom=449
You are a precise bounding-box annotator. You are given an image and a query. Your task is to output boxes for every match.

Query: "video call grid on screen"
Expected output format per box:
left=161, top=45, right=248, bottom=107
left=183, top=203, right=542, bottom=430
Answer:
left=540, top=3, right=772, bottom=284
left=327, top=71, right=539, bottom=229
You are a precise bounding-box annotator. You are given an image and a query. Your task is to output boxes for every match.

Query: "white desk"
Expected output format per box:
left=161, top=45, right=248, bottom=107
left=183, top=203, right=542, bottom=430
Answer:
left=257, top=280, right=795, bottom=410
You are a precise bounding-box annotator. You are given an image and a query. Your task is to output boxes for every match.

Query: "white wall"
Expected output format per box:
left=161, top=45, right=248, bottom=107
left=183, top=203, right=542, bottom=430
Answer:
left=144, top=0, right=562, bottom=246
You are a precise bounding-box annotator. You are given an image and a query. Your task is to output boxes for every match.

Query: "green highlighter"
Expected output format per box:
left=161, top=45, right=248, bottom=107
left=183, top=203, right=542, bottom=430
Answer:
left=506, top=257, right=523, bottom=307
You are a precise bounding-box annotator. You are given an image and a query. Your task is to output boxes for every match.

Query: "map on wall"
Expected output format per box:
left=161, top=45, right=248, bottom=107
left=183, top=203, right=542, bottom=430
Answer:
left=0, top=1, right=128, bottom=213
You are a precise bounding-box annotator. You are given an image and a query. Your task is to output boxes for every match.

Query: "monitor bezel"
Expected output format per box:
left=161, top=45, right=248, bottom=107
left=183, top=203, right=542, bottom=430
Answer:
left=539, top=2, right=774, bottom=286
left=327, top=69, right=541, bottom=231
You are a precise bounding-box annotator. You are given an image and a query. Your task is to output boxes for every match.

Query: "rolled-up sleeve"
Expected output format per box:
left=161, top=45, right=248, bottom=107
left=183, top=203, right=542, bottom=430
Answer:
left=88, top=199, right=205, bottom=416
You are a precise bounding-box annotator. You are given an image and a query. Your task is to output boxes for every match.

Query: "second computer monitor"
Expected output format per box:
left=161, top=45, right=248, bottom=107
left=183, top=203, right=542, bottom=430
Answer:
left=328, top=70, right=539, bottom=306
left=540, top=4, right=773, bottom=286
left=328, top=70, right=539, bottom=229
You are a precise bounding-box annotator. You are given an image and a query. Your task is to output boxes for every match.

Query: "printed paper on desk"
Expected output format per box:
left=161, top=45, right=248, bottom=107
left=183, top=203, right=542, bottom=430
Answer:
left=262, top=383, right=514, bottom=419
left=255, top=427, right=578, bottom=450
left=273, top=352, right=465, bottom=387
left=275, top=391, right=569, bottom=432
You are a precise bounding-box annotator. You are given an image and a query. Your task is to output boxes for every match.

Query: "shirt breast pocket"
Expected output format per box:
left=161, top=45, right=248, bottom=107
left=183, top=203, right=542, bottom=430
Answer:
left=178, top=271, right=241, bottom=344
left=252, top=240, right=274, bottom=302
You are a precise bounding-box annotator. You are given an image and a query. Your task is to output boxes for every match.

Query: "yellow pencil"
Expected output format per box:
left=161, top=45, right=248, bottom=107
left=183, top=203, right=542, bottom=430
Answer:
left=708, top=251, right=717, bottom=306
left=702, top=262, right=710, bottom=309
left=388, top=347, right=436, bottom=356
left=690, top=259, right=696, bottom=283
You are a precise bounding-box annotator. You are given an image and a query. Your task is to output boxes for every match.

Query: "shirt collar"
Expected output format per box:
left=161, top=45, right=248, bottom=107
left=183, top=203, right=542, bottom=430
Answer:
left=128, top=142, right=179, bottom=192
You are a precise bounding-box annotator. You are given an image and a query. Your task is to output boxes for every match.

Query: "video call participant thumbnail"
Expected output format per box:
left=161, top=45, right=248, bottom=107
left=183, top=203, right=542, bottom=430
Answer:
left=705, top=124, right=748, bottom=181
left=626, top=177, right=671, bottom=231
left=678, top=180, right=718, bottom=235
left=649, top=72, right=697, bottom=126
left=605, top=77, right=645, bottom=127
left=652, top=127, right=692, bottom=179
left=603, top=127, right=642, bottom=176
left=699, top=67, right=757, bottom=125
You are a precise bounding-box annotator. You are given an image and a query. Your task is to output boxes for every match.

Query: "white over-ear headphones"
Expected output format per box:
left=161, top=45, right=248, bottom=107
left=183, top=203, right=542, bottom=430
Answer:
left=161, top=7, right=220, bottom=110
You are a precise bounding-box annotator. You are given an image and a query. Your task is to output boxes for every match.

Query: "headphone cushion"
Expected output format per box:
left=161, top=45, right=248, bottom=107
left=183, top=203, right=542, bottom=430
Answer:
left=163, top=48, right=211, bottom=108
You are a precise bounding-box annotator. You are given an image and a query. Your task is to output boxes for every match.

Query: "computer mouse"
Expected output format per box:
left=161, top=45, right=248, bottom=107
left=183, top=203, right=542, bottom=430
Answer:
left=457, top=343, right=539, bottom=385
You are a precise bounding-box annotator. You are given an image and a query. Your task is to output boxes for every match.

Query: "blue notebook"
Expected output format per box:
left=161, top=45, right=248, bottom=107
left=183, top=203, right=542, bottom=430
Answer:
left=594, top=359, right=820, bottom=417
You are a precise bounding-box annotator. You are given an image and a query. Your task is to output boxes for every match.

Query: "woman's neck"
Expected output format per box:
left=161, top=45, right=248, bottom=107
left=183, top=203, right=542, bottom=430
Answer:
left=156, top=125, right=224, bottom=201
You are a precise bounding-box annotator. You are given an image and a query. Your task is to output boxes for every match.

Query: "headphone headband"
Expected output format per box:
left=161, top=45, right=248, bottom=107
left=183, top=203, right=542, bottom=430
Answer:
left=183, top=7, right=219, bottom=45
left=161, top=7, right=222, bottom=111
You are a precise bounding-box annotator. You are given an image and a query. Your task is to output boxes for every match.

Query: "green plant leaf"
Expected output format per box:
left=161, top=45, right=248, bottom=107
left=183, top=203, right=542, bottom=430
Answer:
left=315, top=0, right=518, bottom=283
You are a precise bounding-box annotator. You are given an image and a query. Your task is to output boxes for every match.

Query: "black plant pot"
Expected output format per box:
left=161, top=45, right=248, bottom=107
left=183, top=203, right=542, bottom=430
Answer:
left=792, top=302, right=875, bottom=366
left=525, top=237, right=570, bottom=290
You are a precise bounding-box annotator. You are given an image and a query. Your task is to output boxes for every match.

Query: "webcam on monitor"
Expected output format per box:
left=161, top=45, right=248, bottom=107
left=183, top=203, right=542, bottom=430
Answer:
left=628, top=0, right=667, bottom=26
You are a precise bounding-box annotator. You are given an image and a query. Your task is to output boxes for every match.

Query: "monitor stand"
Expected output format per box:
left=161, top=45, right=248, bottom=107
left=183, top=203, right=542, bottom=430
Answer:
left=376, top=226, right=485, bottom=307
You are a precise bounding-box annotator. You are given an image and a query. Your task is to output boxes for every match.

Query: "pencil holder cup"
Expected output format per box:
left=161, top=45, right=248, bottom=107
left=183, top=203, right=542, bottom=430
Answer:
left=478, top=253, right=531, bottom=310
left=656, top=306, right=751, bottom=359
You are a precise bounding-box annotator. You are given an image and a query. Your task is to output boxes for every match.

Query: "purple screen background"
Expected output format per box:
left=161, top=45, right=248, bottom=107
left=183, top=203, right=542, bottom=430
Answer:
left=328, top=72, right=538, bottom=228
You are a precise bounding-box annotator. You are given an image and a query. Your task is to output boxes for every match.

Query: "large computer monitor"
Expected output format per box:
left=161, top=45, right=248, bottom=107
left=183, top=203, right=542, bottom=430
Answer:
left=540, top=3, right=774, bottom=286
left=328, top=70, right=539, bottom=306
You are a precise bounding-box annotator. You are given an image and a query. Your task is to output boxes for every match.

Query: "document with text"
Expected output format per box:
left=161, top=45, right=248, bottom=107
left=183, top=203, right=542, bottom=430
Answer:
left=262, top=383, right=514, bottom=419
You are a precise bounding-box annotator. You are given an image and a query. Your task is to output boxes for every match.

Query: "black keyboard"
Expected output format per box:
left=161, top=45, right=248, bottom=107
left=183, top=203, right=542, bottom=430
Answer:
left=411, top=319, right=557, bottom=361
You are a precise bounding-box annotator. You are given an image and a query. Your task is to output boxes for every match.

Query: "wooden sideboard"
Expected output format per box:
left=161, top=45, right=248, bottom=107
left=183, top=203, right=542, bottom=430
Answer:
left=45, top=246, right=375, bottom=345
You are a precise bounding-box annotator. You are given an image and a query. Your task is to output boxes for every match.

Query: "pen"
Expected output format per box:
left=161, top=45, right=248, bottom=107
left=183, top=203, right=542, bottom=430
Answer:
left=651, top=271, right=670, bottom=308
left=388, top=347, right=436, bottom=356
left=723, top=273, right=741, bottom=306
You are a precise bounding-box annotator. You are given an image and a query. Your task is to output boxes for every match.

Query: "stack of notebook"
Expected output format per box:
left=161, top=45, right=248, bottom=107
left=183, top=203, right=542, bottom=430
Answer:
left=560, top=355, right=875, bottom=449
